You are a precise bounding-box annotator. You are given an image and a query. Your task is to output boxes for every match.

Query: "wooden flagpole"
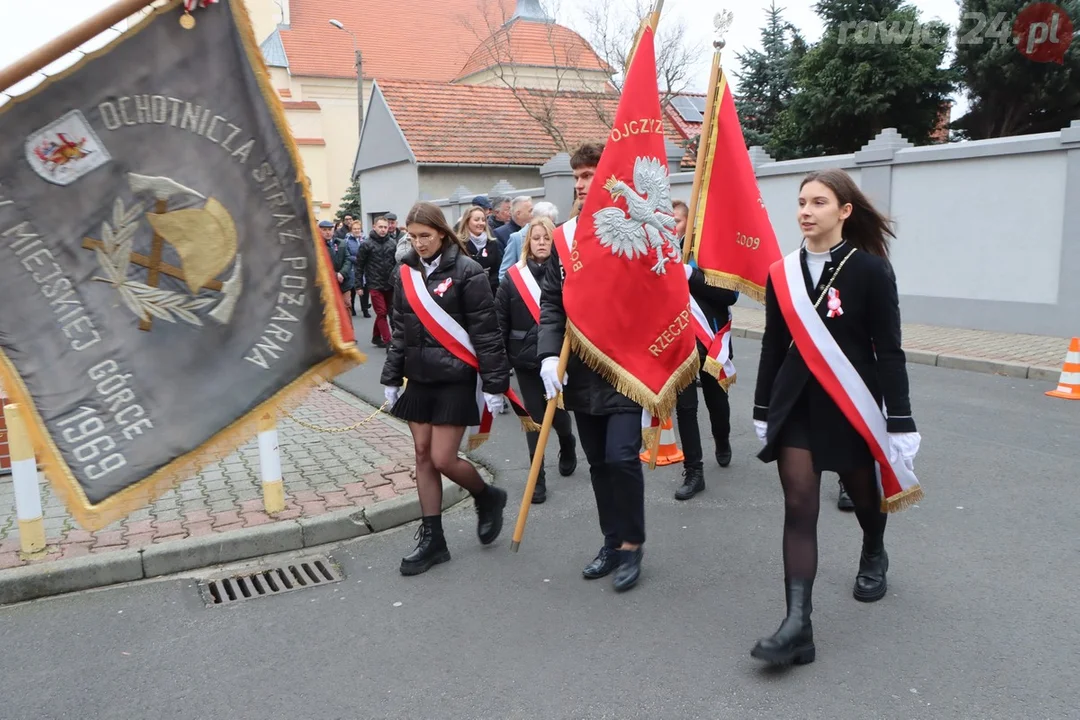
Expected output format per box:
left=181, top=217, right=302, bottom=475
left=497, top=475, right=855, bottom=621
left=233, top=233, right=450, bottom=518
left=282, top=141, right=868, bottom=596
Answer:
left=510, top=0, right=665, bottom=553
left=0, top=0, right=157, bottom=93
left=681, top=43, right=725, bottom=265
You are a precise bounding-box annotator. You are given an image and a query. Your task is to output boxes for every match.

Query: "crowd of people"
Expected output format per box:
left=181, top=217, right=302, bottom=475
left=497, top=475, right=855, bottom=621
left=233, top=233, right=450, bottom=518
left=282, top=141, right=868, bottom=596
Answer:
left=325, top=141, right=921, bottom=668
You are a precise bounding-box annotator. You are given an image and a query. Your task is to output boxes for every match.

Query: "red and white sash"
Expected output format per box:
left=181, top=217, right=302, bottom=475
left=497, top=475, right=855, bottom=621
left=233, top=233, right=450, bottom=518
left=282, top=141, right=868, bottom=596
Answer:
left=689, top=297, right=736, bottom=389
left=770, top=250, right=922, bottom=513
left=506, top=261, right=541, bottom=323
left=400, top=266, right=535, bottom=450
left=553, top=216, right=577, bottom=262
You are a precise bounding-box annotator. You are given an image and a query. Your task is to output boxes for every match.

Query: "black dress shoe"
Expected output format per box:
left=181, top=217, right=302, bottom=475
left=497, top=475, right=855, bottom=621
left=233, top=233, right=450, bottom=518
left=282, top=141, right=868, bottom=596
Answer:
left=400, top=517, right=451, bottom=576
left=558, top=435, right=578, bottom=477
left=837, top=480, right=855, bottom=511
left=674, top=464, right=705, bottom=500
left=751, top=578, right=816, bottom=665
left=475, top=485, right=507, bottom=545
left=363, top=311, right=371, bottom=318
left=582, top=546, right=620, bottom=579
left=612, top=547, right=643, bottom=592
left=853, top=536, right=889, bottom=602
left=714, top=438, right=732, bottom=468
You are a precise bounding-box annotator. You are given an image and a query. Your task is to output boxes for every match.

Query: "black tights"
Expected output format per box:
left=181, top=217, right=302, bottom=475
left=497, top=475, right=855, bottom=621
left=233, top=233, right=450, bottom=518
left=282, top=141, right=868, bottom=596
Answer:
left=777, top=447, right=887, bottom=580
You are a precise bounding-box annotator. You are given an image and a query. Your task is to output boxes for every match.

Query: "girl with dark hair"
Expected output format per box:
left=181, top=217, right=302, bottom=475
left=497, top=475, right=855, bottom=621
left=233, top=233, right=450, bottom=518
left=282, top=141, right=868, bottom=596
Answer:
left=751, top=168, right=923, bottom=666
left=381, top=202, right=512, bottom=575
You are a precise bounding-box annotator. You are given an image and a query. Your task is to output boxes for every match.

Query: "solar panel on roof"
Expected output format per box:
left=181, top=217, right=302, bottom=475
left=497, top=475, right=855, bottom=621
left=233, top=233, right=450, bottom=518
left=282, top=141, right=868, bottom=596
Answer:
left=671, top=96, right=703, bottom=123
left=690, top=96, right=707, bottom=113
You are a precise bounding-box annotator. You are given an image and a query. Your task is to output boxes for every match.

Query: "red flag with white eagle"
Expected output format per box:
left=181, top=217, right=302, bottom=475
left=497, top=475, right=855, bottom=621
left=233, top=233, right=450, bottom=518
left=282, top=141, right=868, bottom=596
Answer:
left=561, top=26, right=698, bottom=419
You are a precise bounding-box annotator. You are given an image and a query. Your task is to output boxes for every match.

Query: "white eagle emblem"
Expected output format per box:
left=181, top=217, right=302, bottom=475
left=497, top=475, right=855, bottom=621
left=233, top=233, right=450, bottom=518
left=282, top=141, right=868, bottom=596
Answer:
left=593, top=156, right=681, bottom=275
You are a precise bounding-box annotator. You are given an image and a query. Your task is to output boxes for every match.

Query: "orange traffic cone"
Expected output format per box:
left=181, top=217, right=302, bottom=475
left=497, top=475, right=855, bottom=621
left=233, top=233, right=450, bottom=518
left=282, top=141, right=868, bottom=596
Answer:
left=1046, top=337, right=1080, bottom=400
left=640, top=416, right=685, bottom=466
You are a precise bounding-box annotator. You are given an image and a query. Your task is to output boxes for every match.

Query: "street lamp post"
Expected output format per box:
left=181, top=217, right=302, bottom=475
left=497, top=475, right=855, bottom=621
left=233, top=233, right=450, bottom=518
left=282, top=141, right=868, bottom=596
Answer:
left=329, top=18, right=363, bottom=225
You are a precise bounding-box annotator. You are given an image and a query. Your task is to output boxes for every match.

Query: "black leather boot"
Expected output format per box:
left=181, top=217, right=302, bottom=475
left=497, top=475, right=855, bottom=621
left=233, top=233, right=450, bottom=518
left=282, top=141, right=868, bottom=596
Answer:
left=400, top=516, right=451, bottom=576
left=474, top=485, right=508, bottom=545
left=532, top=469, right=547, bottom=504
left=612, top=547, right=643, bottom=592
left=674, top=463, right=705, bottom=500
left=751, top=578, right=816, bottom=666
left=714, top=437, right=732, bottom=468
left=837, top=480, right=855, bottom=511
left=853, top=531, right=889, bottom=602
left=558, top=434, right=578, bottom=476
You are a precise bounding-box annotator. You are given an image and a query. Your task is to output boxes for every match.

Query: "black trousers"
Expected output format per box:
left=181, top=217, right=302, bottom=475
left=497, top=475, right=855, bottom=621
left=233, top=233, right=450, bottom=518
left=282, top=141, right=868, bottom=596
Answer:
left=354, top=281, right=370, bottom=314
left=574, top=411, right=646, bottom=546
left=675, top=370, right=732, bottom=468
left=516, top=369, right=574, bottom=479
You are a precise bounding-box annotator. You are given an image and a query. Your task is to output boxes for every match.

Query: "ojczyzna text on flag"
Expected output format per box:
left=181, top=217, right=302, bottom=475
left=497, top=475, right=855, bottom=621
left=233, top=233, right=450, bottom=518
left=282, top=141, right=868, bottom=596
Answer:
left=0, top=0, right=361, bottom=530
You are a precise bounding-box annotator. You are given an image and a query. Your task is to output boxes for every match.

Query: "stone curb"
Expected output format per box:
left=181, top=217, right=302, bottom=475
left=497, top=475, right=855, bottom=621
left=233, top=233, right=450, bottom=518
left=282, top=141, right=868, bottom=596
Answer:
left=0, top=472, right=490, bottom=607
left=730, top=327, right=1060, bottom=382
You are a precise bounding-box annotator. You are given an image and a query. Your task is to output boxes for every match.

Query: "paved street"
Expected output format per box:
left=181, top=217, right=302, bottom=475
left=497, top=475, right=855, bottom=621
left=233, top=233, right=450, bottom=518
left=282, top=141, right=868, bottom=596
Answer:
left=0, top=317, right=1076, bottom=719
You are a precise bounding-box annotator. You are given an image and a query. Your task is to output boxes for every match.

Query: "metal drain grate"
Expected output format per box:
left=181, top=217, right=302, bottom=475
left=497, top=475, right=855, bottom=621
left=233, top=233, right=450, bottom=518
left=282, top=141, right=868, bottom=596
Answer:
left=201, top=556, right=344, bottom=606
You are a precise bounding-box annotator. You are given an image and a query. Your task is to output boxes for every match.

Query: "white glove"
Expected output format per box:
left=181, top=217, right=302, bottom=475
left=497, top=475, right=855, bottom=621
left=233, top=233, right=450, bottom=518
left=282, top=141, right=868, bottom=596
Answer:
left=754, top=420, right=768, bottom=446
left=483, top=392, right=506, bottom=415
left=540, top=357, right=567, bottom=400
left=888, top=432, right=921, bottom=468
left=383, top=385, right=400, bottom=406
left=684, top=263, right=693, bottom=281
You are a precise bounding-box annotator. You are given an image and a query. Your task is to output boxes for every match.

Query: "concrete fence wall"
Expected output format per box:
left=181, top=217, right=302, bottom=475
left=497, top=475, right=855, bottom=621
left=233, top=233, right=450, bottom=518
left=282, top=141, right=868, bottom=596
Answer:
left=430, top=122, right=1080, bottom=337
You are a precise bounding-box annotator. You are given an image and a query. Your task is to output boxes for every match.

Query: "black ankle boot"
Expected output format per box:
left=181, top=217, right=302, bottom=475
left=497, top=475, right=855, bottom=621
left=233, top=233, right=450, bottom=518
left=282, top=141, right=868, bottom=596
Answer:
left=751, top=578, right=816, bottom=666
left=558, top=434, right=578, bottom=476
left=532, top=470, right=547, bottom=504
left=612, top=547, right=643, bottom=592
left=853, top=532, right=889, bottom=602
left=714, top=437, right=732, bottom=468
left=674, top=463, right=705, bottom=500
left=474, top=485, right=507, bottom=545
left=400, top=516, right=450, bottom=576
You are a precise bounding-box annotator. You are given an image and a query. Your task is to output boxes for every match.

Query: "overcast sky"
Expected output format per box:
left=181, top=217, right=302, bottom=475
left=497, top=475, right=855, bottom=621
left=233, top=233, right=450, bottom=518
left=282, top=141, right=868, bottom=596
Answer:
left=0, top=0, right=970, bottom=116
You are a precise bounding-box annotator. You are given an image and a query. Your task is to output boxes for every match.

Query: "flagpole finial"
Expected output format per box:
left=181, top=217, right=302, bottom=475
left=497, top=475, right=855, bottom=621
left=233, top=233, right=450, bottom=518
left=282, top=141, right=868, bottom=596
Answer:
left=713, top=10, right=734, bottom=50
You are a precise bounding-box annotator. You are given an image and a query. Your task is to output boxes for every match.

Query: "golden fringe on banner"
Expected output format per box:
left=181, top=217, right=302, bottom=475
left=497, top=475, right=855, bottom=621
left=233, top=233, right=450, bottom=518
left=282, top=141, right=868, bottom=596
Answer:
left=232, top=0, right=362, bottom=363
left=0, top=0, right=365, bottom=530
left=565, top=320, right=699, bottom=420
left=520, top=416, right=542, bottom=434
left=700, top=268, right=767, bottom=305
left=883, top=485, right=924, bottom=514
left=701, top=355, right=736, bottom=392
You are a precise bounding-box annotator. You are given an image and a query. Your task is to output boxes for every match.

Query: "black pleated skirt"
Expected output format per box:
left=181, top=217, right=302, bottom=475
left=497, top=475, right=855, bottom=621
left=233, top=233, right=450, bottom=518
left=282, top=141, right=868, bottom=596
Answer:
left=390, top=381, right=480, bottom=427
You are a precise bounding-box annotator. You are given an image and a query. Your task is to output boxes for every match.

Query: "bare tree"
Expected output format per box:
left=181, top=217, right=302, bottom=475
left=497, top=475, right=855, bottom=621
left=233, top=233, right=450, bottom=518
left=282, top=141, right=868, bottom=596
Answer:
left=457, top=0, right=583, bottom=152
left=582, top=0, right=704, bottom=108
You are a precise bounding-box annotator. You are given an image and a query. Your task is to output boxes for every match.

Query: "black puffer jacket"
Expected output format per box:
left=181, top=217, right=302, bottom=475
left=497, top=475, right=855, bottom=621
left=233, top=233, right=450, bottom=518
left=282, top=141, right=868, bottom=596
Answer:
left=381, top=243, right=510, bottom=394
left=536, top=242, right=639, bottom=415
left=467, top=237, right=503, bottom=296
left=495, top=258, right=546, bottom=371
left=356, top=230, right=398, bottom=291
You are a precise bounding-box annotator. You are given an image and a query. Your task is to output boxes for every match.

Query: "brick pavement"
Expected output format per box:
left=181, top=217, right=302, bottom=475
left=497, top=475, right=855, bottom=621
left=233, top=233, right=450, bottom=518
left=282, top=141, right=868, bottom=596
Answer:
left=731, top=306, right=1072, bottom=370
left=0, top=386, right=416, bottom=571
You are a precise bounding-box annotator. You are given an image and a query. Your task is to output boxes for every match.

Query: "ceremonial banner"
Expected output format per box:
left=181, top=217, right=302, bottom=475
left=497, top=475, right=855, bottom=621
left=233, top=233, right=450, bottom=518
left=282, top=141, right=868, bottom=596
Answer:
left=561, top=27, right=697, bottom=419
left=690, top=68, right=782, bottom=303
left=0, top=0, right=362, bottom=530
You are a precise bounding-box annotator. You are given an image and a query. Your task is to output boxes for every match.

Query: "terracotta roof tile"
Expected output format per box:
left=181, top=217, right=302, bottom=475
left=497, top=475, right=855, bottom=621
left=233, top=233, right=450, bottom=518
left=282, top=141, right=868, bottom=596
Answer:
left=456, top=19, right=609, bottom=80
left=278, top=0, right=518, bottom=81
left=377, top=80, right=693, bottom=168
left=282, top=101, right=320, bottom=110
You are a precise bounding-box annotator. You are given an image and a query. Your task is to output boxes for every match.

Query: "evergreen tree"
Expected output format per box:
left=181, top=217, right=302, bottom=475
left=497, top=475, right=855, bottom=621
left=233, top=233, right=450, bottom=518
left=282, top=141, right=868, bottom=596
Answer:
left=336, top=177, right=362, bottom=223
left=773, top=0, right=955, bottom=157
left=733, top=2, right=808, bottom=160
left=951, top=0, right=1080, bottom=139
